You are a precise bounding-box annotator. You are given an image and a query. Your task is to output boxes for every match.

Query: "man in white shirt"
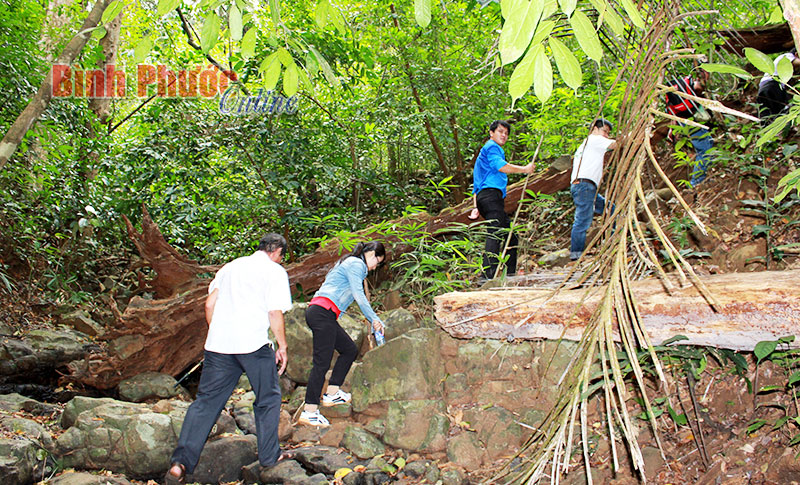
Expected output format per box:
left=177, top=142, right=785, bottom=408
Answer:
left=758, top=49, right=800, bottom=123
left=570, top=119, right=617, bottom=261
left=165, top=233, right=293, bottom=484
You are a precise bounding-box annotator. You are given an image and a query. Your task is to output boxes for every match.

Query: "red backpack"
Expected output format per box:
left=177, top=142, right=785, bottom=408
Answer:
left=665, top=76, right=699, bottom=117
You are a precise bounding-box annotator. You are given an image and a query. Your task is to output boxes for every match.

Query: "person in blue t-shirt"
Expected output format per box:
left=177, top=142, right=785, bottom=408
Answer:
left=470, top=120, right=534, bottom=280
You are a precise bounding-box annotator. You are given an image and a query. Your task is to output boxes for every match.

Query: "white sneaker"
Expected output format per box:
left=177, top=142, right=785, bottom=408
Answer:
left=297, top=410, right=330, bottom=427
left=322, top=389, right=351, bottom=407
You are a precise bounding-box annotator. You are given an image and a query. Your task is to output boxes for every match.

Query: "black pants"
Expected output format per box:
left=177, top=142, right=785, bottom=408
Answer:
left=304, top=304, right=359, bottom=405
left=758, top=80, right=791, bottom=124
left=476, top=188, right=517, bottom=279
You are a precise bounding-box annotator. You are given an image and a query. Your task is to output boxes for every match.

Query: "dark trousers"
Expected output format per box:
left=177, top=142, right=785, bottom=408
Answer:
left=476, top=188, right=517, bottom=279
left=170, top=345, right=281, bottom=473
left=758, top=80, right=791, bottom=124
left=304, top=304, right=359, bottom=405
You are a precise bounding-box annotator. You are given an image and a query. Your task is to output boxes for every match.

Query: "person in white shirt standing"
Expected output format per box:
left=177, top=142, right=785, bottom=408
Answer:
left=165, top=233, right=293, bottom=484
left=570, top=119, right=618, bottom=261
left=757, top=49, right=800, bottom=124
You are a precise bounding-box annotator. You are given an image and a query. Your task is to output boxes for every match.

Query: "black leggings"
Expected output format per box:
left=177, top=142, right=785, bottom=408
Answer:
left=304, top=304, right=359, bottom=405
left=476, top=188, right=518, bottom=279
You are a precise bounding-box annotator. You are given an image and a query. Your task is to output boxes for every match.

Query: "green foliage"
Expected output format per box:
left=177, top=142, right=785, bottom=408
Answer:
left=747, top=336, right=800, bottom=447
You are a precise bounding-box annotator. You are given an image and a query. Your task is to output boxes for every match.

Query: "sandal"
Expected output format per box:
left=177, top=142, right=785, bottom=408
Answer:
left=164, top=463, right=186, bottom=485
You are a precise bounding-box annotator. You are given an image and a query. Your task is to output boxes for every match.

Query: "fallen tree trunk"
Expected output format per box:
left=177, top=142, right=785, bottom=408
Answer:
left=719, top=23, right=795, bottom=55
left=66, top=170, right=570, bottom=389
left=434, top=270, right=800, bottom=351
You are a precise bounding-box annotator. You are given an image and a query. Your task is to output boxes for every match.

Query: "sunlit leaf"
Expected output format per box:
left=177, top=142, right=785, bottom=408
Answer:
left=700, top=63, right=750, bottom=78
left=618, top=0, right=644, bottom=29
left=508, top=43, right=539, bottom=103
left=229, top=3, right=243, bottom=41
left=501, top=0, right=524, bottom=20
left=102, top=0, right=125, bottom=24
left=200, top=13, right=221, bottom=54
left=530, top=20, right=555, bottom=45
left=499, top=0, right=543, bottom=65
left=558, top=0, right=576, bottom=17
left=589, top=0, right=624, bottom=36
left=283, top=62, right=298, bottom=96
left=768, top=5, right=784, bottom=24
left=570, top=10, right=602, bottom=62
left=533, top=45, right=553, bottom=103
left=745, top=47, right=775, bottom=76
left=269, top=0, right=280, bottom=25
left=133, top=35, right=154, bottom=63
left=315, top=0, right=329, bottom=29
left=157, top=0, right=181, bottom=17
left=263, top=57, right=281, bottom=90
left=310, top=45, right=340, bottom=88
left=415, top=0, right=431, bottom=28
left=91, top=26, right=107, bottom=39
left=276, top=47, right=292, bottom=67
left=241, top=28, right=256, bottom=59
left=329, top=4, right=346, bottom=34
left=777, top=56, right=793, bottom=84
left=549, top=36, right=582, bottom=90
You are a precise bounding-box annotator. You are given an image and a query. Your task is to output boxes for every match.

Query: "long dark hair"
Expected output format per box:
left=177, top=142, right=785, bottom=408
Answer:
left=338, top=241, right=386, bottom=268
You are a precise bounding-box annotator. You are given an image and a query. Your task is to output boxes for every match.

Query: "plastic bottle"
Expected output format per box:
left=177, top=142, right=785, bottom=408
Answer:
left=374, top=329, right=385, bottom=346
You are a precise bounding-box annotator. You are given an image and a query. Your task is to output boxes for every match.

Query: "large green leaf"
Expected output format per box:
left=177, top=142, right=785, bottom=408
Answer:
left=241, top=28, right=256, bottom=59
left=415, top=0, right=431, bottom=28
left=329, top=4, right=346, bottom=33
left=157, top=0, right=181, bottom=17
left=315, top=0, right=329, bottom=28
left=754, top=340, right=778, bottom=363
left=499, top=0, right=543, bottom=65
left=531, top=20, right=555, bottom=45
left=570, top=10, right=602, bottom=62
left=508, top=43, right=538, bottom=102
left=229, top=3, right=243, bottom=41
left=310, top=45, right=340, bottom=89
left=263, top=56, right=281, bottom=90
left=700, top=63, right=751, bottom=78
left=745, top=47, right=775, bottom=76
left=588, top=0, right=623, bottom=36
left=549, top=36, right=582, bottom=90
left=768, top=5, right=784, bottom=24
left=618, top=0, right=644, bottom=29
left=269, top=0, right=280, bottom=25
left=102, top=0, right=125, bottom=23
left=276, top=47, right=292, bottom=67
left=283, top=61, right=299, bottom=97
left=501, top=0, right=524, bottom=20
left=777, top=56, right=793, bottom=84
left=558, top=0, right=577, bottom=17
left=200, top=13, right=221, bottom=54
left=133, top=35, right=154, bottom=63
left=533, top=46, right=553, bottom=103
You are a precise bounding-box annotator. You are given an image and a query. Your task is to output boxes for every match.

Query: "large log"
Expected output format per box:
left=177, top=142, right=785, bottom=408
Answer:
left=434, top=270, right=800, bottom=351
left=719, top=23, right=795, bottom=55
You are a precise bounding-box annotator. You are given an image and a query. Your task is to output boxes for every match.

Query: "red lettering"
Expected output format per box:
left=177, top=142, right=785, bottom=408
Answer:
left=137, top=64, right=156, bottom=97
left=52, top=65, right=72, bottom=97
left=198, top=66, right=218, bottom=98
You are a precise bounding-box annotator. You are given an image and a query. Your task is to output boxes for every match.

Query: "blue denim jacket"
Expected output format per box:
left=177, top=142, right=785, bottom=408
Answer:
left=314, top=257, right=381, bottom=324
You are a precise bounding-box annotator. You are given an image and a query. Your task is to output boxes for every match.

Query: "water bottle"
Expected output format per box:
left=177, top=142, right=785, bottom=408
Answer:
left=374, top=329, right=385, bottom=346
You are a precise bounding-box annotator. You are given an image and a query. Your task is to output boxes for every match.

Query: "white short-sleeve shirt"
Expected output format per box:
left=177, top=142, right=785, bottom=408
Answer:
left=204, top=250, right=293, bottom=354
left=571, top=134, right=616, bottom=187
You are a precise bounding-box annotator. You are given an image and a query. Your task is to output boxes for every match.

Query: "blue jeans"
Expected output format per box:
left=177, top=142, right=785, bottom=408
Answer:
left=689, top=127, right=713, bottom=187
left=570, top=180, right=611, bottom=260
left=170, top=345, right=282, bottom=473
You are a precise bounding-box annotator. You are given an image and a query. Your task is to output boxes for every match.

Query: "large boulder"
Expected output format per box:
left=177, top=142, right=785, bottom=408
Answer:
left=463, top=405, right=523, bottom=461
left=118, top=372, right=185, bottom=402
left=283, top=304, right=367, bottom=384
left=350, top=328, right=445, bottom=412
left=55, top=399, right=186, bottom=477
left=342, top=425, right=385, bottom=459
left=59, top=310, right=105, bottom=337
left=292, top=445, right=355, bottom=475
left=61, top=397, right=143, bottom=429
left=380, top=308, right=419, bottom=341
left=48, top=471, right=133, bottom=485
left=0, top=415, right=53, bottom=450
left=0, top=438, right=40, bottom=485
left=382, top=400, right=449, bottom=453
left=0, top=392, right=59, bottom=415
left=0, top=328, right=95, bottom=377
left=188, top=435, right=257, bottom=484
left=242, top=458, right=310, bottom=484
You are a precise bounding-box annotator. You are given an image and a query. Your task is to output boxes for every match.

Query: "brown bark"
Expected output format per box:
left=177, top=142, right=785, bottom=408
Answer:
left=780, top=0, right=800, bottom=53
left=719, top=22, right=795, bottom=55
left=88, top=9, right=123, bottom=124
left=433, top=270, right=800, bottom=351
left=0, top=0, right=111, bottom=170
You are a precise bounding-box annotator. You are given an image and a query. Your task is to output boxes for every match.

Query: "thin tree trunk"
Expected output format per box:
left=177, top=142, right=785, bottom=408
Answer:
left=0, top=0, right=111, bottom=170
left=89, top=9, right=123, bottom=124
left=781, top=0, right=800, bottom=52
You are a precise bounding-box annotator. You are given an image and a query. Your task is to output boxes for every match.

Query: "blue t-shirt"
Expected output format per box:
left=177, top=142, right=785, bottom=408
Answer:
left=472, top=140, right=508, bottom=197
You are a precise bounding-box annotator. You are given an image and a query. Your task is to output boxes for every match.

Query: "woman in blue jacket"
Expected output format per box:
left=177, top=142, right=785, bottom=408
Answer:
left=298, top=241, right=387, bottom=427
